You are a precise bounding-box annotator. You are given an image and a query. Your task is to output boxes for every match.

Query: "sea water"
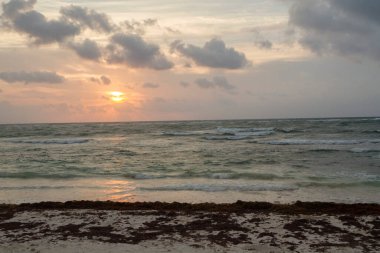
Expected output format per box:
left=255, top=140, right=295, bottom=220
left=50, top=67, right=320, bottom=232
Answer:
left=0, top=118, right=379, bottom=203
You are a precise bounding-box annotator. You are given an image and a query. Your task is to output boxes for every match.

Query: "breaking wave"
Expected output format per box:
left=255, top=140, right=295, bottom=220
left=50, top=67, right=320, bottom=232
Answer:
left=139, top=183, right=297, bottom=192
left=124, top=171, right=284, bottom=180
left=263, top=139, right=380, bottom=145
left=7, top=138, right=90, bottom=145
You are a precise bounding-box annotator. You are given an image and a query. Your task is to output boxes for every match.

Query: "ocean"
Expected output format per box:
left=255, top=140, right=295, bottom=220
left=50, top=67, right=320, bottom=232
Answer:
left=0, top=118, right=379, bottom=204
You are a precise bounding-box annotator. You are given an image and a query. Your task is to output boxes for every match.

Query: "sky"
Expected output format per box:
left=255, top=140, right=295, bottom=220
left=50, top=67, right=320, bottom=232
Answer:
left=0, top=0, right=379, bottom=123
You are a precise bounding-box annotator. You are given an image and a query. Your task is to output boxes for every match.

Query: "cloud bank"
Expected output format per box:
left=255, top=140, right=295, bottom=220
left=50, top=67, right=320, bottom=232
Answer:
left=143, top=82, right=160, bottom=88
left=195, top=76, right=235, bottom=91
left=66, top=39, right=102, bottom=60
left=0, top=71, right=65, bottom=84
left=171, top=38, right=249, bottom=69
left=60, top=5, right=114, bottom=33
left=289, top=0, right=380, bottom=61
left=106, top=33, right=173, bottom=70
left=1, top=0, right=80, bottom=44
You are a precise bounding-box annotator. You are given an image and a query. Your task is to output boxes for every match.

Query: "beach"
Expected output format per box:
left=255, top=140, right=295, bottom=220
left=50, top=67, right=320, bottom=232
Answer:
left=1, top=0, right=380, bottom=251
left=1, top=201, right=379, bottom=252
left=0, top=119, right=379, bottom=252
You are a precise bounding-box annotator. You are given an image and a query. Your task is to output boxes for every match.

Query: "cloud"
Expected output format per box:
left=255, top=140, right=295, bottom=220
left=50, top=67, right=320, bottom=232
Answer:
left=195, top=76, right=235, bottom=91
left=1, top=0, right=35, bottom=19
left=123, top=18, right=157, bottom=35
left=100, top=75, right=111, bottom=85
left=1, top=0, right=80, bottom=44
left=60, top=5, right=114, bottom=33
left=89, top=75, right=111, bottom=85
left=289, top=0, right=380, bottom=61
left=195, top=78, right=214, bottom=89
left=255, top=40, right=273, bottom=50
left=0, top=71, right=65, bottom=84
left=170, top=38, right=249, bottom=69
left=89, top=77, right=100, bottom=84
left=1, top=1, right=115, bottom=45
left=66, top=39, right=101, bottom=60
left=106, top=33, right=173, bottom=70
left=165, top=27, right=181, bottom=34
left=331, top=0, right=380, bottom=25
left=143, top=82, right=159, bottom=88
left=179, top=81, right=190, bottom=87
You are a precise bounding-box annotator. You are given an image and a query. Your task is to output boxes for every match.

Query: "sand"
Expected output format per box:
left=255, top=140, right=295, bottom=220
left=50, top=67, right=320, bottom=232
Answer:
left=0, top=201, right=379, bottom=253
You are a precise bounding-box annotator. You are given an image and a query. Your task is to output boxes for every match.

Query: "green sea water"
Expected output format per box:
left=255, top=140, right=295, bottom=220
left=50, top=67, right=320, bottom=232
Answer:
left=0, top=118, right=379, bottom=203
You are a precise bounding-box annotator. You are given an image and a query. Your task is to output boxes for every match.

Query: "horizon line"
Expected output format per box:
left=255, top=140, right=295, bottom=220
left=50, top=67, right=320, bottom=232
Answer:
left=0, top=115, right=379, bottom=126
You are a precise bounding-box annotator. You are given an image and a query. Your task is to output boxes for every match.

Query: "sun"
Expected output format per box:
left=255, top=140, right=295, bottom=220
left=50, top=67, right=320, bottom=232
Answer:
left=109, top=91, right=126, bottom=103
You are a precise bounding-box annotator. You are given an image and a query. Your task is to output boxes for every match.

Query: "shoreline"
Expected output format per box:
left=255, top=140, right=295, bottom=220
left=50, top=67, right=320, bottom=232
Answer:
left=1, top=200, right=379, bottom=252
left=2, top=200, right=380, bottom=215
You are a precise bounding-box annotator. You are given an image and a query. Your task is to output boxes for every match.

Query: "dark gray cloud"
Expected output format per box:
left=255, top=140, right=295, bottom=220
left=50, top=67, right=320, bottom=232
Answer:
left=90, top=75, right=111, bottom=85
left=195, top=76, right=235, bottom=91
left=1, top=0, right=80, bottom=44
left=289, top=0, right=380, bottom=61
left=100, top=75, right=111, bottom=85
left=1, top=1, right=115, bottom=45
left=331, top=0, right=380, bottom=25
left=170, top=38, right=249, bottom=69
left=252, top=28, right=273, bottom=50
left=60, top=5, right=113, bottom=33
left=0, top=71, right=65, bottom=84
left=67, top=39, right=101, bottom=60
left=179, top=81, right=190, bottom=87
left=1, top=0, right=35, bottom=19
left=106, top=33, right=173, bottom=70
left=255, top=40, right=273, bottom=50
left=123, top=18, right=157, bottom=35
left=143, top=82, right=159, bottom=88
left=165, top=27, right=181, bottom=34
left=89, top=77, right=100, bottom=84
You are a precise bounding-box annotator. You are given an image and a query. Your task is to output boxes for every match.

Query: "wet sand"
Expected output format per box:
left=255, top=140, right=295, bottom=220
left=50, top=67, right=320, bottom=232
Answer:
left=0, top=201, right=379, bottom=252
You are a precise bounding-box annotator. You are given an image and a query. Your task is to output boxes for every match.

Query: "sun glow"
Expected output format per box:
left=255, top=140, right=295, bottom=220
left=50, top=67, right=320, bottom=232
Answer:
left=109, top=91, right=126, bottom=103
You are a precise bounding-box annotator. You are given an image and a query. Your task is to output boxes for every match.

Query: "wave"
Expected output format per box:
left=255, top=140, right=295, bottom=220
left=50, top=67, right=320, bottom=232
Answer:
left=124, top=171, right=285, bottom=180
left=350, top=148, right=380, bottom=153
left=124, top=173, right=166, bottom=179
left=362, top=130, right=380, bottom=134
left=161, top=131, right=201, bottom=136
left=300, top=147, right=380, bottom=154
left=276, top=128, right=298, bottom=133
left=0, top=172, right=85, bottom=179
left=0, top=185, right=107, bottom=190
left=139, top=183, right=297, bottom=192
left=7, top=138, right=90, bottom=145
left=302, top=148, right=343, bottom=153
left=263, top=139, right=380, bottom=145
left=216, top=127, right=274, bottom=134
left=205, top=130, right=274, bottom=140
left=297, top=181, right=380, bottom=188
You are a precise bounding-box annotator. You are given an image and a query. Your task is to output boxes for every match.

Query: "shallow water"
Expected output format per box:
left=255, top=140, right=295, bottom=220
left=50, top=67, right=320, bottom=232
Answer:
left=0, top=118, right=379, bottom=203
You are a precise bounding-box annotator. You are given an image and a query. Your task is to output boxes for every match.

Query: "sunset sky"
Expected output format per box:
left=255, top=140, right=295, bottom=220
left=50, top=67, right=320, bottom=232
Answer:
left=0, top=0, right=379, bottom=123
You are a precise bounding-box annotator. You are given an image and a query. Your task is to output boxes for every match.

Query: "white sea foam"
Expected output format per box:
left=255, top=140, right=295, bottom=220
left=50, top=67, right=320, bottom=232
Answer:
left=140, top=183, right=297, bottom=192
left=0, top=185, right=105, bottom=190
left=124, top=173, right=165, bottom=179
left=277, top=128, right=297, bottom=133
left=350, top=148, right=380, bottom=153
left=8, top=138, right=90, bottom=145
left=161, top=131, right=200, bottom=136
left=264, top=139, right=380, bottom=145
left=124, top=172, right=282, bottom=180
left=205, top=130, right=274, bottom=140
left=216, top=127, right=274, bottom=134
left=204, top=135, right=250, bottom=140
